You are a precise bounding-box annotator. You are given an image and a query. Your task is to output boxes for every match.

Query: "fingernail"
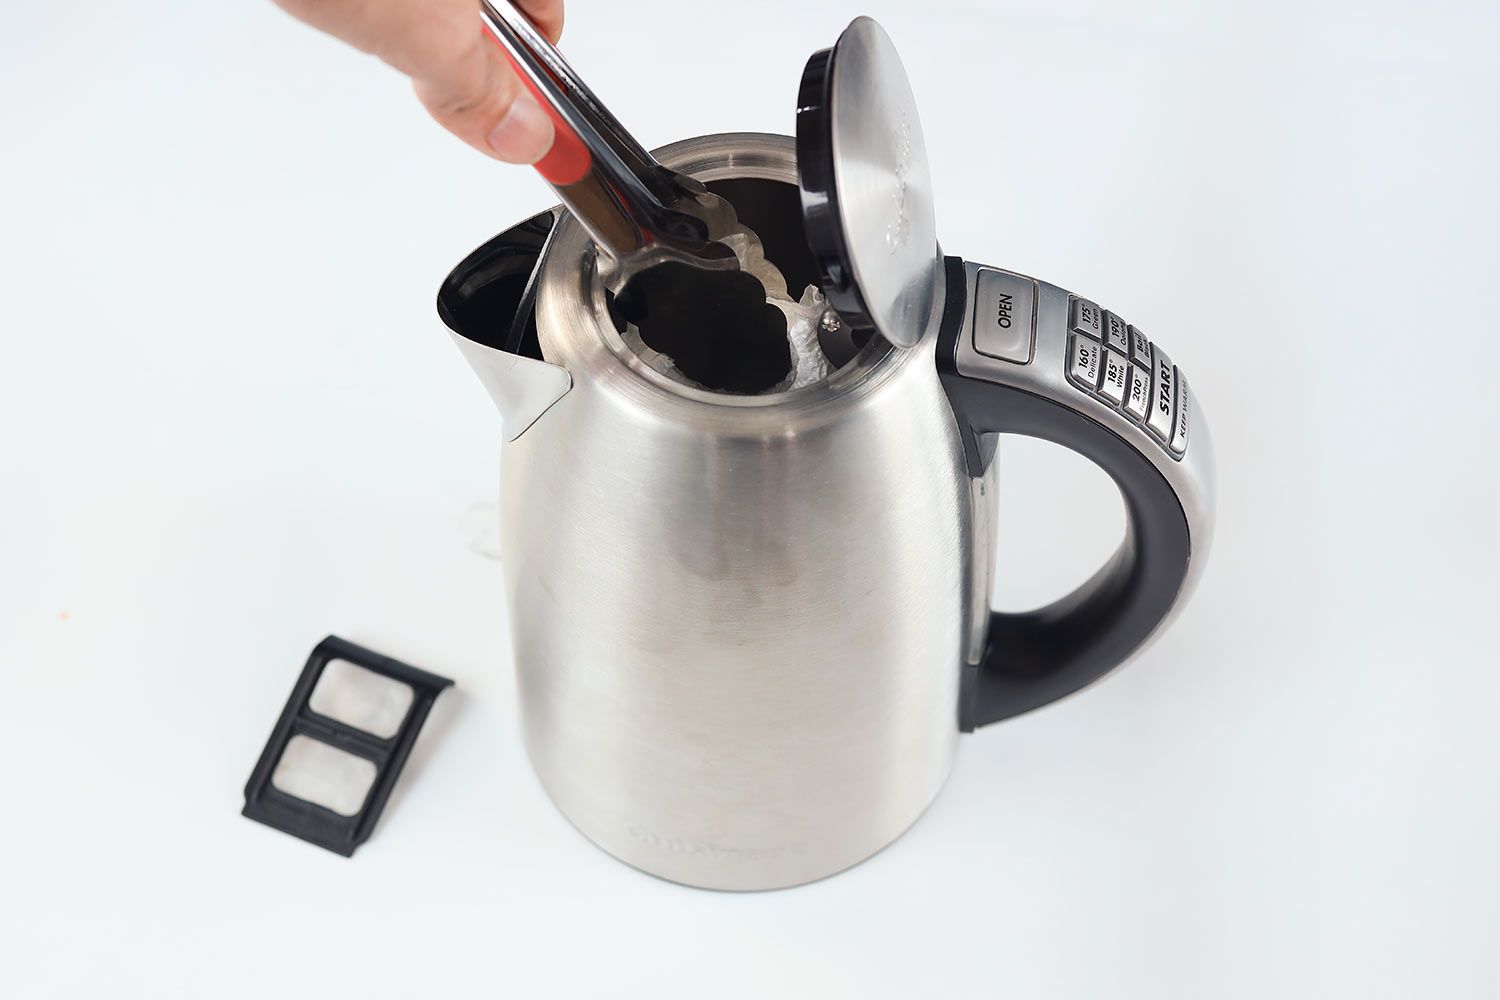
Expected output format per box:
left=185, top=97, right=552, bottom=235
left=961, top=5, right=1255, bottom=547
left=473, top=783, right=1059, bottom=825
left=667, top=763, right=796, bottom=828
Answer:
left=487, top=96, right=554, bottom=164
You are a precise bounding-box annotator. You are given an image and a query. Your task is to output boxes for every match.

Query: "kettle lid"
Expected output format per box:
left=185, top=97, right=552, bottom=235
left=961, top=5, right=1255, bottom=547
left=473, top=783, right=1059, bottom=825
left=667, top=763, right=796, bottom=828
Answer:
left=795, top=17, right=939, bottom=349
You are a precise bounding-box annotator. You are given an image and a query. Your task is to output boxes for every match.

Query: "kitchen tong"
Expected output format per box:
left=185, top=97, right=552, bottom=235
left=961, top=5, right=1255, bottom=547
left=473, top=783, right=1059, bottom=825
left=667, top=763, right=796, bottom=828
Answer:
left=479, top=0, right=769, bottom=289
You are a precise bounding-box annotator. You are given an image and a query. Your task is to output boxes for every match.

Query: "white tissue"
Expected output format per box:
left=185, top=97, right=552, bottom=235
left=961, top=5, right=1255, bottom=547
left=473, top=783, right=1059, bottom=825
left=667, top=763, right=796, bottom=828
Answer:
left=775, top=285, right=834, bottom=389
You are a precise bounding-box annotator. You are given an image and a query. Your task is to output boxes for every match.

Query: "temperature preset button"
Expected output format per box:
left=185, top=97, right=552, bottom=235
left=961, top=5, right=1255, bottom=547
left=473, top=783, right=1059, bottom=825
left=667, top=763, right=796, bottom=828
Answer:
left=1062, top=293, right=1190, bottom=460
left=1103, top=311, right=1130, bottom=353
left=1100, top=350, right=1130, bottom=407
left=1067, top=334, right=1104, bottom=390
left=1070, top=297, right=1104, bottom=340
left=1124, top=363, right=1151, bottom=423
left=1145, top=346, right=1177, bottom=443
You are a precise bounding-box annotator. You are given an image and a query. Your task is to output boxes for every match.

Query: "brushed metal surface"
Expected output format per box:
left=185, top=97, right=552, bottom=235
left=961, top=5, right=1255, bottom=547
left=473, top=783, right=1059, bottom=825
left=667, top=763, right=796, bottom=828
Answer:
left=824, top=17, right=940, bottom=348
left=448, top=333, right=572, bottom=443
left=506, top=134, right=977, bottom=890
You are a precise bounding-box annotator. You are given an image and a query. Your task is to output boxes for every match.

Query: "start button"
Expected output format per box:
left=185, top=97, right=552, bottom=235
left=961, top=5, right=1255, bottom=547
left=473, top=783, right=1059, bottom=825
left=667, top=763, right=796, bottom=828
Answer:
left=971, top=268, right=1036, bottom=364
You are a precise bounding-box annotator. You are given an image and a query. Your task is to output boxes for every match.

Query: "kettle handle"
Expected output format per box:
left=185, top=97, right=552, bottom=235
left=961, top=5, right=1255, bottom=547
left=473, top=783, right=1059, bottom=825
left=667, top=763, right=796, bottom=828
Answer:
left=933, top=257, right=1216, bottom=729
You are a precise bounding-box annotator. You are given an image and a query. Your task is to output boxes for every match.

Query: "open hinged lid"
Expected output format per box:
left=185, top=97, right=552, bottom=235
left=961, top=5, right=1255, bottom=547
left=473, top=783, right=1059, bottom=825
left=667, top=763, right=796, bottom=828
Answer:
left=796, top=16, right=940, bottom=349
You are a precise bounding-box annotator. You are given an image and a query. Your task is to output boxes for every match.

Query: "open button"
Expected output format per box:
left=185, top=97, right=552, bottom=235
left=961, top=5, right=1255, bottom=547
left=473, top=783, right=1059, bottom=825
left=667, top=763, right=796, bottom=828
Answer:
left=972, top=269, right=1036, bottom=364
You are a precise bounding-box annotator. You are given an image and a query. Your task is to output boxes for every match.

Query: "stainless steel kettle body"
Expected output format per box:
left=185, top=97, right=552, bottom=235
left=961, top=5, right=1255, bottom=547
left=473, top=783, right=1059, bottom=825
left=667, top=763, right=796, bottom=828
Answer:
left=513, top=136, right=986, bottom=890
left=440, top=132, right=1215, bottom=891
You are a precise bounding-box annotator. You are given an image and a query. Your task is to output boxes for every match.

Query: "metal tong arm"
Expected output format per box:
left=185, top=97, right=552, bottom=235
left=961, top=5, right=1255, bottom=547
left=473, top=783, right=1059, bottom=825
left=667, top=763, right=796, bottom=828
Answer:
left=479, top=0, right=698, bottom=259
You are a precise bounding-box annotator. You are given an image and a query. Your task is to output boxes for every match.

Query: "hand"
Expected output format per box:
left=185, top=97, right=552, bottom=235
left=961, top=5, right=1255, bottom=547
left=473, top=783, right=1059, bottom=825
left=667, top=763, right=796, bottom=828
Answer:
left=273, top=0, right=563, bottom=163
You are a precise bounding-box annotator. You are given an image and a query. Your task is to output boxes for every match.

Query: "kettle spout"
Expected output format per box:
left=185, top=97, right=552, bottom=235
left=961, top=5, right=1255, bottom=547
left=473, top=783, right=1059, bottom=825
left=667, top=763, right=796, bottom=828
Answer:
left=438, top=208, right=571, bottom=441
left=448, top=335, right=571, bottom=442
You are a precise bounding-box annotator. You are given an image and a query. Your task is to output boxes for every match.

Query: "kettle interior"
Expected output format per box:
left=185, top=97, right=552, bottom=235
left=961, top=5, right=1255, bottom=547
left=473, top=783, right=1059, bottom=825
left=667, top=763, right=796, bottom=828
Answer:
left=609, top=176, right=877, bottom=393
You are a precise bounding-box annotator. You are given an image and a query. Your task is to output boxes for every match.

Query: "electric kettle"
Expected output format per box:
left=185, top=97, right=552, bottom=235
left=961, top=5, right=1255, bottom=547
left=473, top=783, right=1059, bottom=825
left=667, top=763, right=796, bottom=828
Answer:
left=437, top=17, right=1214, bottom=890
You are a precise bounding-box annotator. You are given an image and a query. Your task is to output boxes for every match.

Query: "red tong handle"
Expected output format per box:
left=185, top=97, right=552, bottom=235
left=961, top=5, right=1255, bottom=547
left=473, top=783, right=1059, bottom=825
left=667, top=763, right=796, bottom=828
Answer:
left=485, top=28, right=591, bottom=186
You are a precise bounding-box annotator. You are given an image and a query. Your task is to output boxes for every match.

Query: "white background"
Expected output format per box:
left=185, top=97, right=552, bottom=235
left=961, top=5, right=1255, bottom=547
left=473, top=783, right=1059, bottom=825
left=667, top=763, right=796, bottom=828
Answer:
left=3, top=1, right=1498, bottom=996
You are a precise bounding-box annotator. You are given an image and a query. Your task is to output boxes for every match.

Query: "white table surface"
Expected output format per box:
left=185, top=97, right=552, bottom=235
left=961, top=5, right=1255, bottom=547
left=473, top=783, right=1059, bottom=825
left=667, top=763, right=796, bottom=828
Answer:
left=4, top=1, right=1497, bottom=996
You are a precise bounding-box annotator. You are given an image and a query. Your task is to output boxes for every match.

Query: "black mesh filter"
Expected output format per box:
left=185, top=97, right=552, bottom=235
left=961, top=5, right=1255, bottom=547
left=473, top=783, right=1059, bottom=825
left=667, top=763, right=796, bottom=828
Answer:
left=242, top=636, right=454, bottom=857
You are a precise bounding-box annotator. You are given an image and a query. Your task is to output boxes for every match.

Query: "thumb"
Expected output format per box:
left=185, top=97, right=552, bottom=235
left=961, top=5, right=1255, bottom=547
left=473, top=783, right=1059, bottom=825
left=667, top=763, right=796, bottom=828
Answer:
left=412, top=34, right=554, bottom=164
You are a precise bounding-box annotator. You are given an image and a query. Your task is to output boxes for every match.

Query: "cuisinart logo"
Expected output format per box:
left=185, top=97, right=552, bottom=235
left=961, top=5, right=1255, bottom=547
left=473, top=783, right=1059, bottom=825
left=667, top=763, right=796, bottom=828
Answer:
left=885, top=112, right=913, bottom=253
left=625, top=824, right=806, bottom=862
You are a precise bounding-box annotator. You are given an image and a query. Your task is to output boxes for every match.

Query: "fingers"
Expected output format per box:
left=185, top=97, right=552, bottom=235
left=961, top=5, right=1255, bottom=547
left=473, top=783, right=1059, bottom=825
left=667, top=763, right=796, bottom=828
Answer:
left=513, top=0, right=564, bottom=43
left=411, top=31, right=554, bottom=163
left=272, top=0, right=567, bottom=163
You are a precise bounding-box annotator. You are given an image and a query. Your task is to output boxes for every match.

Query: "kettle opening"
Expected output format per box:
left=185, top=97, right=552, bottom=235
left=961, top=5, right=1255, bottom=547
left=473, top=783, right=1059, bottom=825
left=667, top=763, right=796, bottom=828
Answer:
left=612, top=262, right=794, bottom=395
left=609, top=178, right=875, bottom=396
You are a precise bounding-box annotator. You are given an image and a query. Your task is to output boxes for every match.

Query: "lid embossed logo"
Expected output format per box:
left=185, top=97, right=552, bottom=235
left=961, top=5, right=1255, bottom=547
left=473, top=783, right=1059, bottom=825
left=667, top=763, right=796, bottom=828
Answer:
left=885, top=112, right=913, bottom=254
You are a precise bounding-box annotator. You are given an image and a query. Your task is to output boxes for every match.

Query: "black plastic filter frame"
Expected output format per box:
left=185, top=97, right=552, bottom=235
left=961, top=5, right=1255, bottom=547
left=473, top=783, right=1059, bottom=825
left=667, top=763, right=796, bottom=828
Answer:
left=242, top=635, right=454, bottom=856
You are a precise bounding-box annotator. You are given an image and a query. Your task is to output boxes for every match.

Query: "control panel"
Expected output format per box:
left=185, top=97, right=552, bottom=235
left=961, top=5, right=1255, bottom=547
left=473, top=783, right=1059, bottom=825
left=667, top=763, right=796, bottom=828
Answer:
left=1065, top=298, right=1189, bottom=459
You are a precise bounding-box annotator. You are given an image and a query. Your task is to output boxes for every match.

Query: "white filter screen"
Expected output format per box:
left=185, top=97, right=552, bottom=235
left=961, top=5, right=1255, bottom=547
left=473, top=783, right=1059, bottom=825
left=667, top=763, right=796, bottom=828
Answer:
left=308, top=659, right=414, bottom=739
left=271, top=735, right=378, bottom=816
